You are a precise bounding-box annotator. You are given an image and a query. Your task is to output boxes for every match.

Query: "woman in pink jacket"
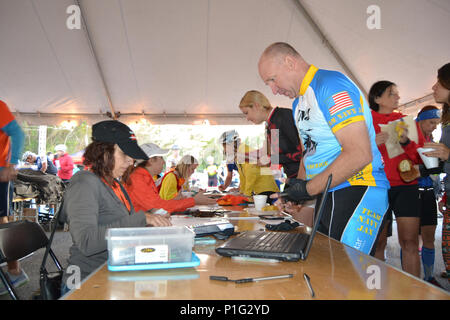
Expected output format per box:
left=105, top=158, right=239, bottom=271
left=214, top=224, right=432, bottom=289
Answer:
left=55, top=144, right=74, bottom=183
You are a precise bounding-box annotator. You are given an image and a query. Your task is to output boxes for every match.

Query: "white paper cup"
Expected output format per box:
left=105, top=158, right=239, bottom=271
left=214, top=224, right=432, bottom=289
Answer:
left=253, top=195, right=268, bottom=211
left=417, top=147, right=439, bottom=169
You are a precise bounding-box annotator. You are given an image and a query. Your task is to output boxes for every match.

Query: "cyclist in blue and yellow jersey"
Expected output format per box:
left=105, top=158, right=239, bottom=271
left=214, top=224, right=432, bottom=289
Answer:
left=258, top=42, right=389, bottom=256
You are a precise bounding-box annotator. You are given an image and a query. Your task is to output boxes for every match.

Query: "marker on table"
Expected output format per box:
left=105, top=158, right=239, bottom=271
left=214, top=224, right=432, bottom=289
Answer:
left=303, top=273, right=315, bottom=298
left=210, top=274, right=293, bottom=284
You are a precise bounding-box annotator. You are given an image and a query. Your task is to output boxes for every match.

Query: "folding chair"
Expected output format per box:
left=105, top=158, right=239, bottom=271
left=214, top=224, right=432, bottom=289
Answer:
left=0, top=219, right=63, bottom=300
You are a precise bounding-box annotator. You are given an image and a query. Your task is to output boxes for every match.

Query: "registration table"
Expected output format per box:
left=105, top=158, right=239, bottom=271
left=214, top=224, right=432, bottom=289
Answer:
left=63, top=207, right=450, bottom=300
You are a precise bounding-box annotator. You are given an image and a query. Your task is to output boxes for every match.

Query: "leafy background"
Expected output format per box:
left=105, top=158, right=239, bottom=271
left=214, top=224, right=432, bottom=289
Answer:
left=20, top=120, right=265, bottom=172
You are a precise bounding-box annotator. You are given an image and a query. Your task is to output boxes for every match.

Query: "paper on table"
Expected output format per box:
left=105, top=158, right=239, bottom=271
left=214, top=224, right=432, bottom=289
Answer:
left=170, top=216, right=225, bottom=227
left=379, top=115, right=418, bottom=159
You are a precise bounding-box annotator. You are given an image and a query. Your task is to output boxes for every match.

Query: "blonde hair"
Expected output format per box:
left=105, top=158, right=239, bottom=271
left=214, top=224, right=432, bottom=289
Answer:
left=239, top=90, right=272, bottom=111
left=175, top=155, right=198, bottom=179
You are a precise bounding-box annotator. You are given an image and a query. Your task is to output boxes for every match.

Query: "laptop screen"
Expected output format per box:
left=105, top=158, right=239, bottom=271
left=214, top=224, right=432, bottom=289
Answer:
left=302, top=174, right=332, bottom=259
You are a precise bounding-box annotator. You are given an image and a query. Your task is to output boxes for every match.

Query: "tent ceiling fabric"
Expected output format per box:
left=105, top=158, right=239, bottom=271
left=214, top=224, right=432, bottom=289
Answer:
left=0, top=0, right=449, bottom=125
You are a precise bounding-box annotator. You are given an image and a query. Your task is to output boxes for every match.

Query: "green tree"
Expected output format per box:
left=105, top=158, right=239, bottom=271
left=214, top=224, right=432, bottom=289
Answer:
left=20, top=121, right=91, bottom=157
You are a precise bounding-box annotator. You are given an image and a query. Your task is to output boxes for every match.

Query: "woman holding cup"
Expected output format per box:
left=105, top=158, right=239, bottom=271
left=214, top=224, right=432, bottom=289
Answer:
left=422, top=62, right=450, bottom=282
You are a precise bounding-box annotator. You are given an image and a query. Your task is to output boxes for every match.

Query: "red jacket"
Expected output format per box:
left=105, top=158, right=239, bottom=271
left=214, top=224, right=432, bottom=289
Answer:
left=371, top=110, right=424, bottom=187
left=58, top=153, right=74, bottom=180
left=124, top=167, right=195, bottom=213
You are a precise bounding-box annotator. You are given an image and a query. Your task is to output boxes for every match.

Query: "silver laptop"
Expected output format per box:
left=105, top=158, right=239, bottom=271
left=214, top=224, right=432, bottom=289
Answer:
left=216, top=175, right=332, bottom=261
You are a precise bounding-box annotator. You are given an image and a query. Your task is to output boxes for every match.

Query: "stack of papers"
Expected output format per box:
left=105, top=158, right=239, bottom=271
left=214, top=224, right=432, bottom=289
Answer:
left=379, top=115, right=418, bottom=159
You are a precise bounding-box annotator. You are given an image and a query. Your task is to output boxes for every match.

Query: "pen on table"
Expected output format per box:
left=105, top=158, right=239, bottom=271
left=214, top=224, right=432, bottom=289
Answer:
left=303, top=273, right=315, bottom=298
left=210, top=274, right=293, bottom=284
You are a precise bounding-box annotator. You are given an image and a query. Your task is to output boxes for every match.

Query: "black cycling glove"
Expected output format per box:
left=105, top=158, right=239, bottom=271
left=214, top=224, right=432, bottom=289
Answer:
left=281, top=178, right=314, bottom=203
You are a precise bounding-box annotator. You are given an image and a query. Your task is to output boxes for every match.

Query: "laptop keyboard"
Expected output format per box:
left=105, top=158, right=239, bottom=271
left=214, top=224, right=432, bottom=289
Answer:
left=244, top=232, right=306, bottom=252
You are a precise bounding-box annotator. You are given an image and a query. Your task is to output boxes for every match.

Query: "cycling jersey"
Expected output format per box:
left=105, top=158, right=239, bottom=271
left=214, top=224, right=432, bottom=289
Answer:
left=292, top=65, right=389, bottom=191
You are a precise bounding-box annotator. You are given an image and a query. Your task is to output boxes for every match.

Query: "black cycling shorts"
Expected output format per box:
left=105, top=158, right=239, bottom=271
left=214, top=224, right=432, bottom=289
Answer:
left=385, top=185, right=420, bottom=221
left=418, top=188, right=438, bottom=226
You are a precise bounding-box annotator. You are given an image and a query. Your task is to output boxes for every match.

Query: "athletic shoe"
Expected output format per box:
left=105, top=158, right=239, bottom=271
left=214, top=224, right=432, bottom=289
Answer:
left=0, top=270, right=30, bottom=296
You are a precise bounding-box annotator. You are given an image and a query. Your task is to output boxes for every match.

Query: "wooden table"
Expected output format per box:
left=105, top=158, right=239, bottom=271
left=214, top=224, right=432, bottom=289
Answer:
left=63, top=207, right=450, bottom=300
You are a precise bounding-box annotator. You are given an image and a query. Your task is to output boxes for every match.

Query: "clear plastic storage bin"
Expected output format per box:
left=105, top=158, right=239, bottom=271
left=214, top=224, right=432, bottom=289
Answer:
left=106, top=226, right=195, bottom=267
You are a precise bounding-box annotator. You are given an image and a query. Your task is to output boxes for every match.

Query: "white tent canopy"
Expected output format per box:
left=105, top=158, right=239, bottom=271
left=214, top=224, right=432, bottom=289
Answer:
left=1, top=0, right=449, bottom=126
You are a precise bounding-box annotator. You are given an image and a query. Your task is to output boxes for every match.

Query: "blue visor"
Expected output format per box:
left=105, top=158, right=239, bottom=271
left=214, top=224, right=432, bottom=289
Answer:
left=416, top=109, right=441, bottom=121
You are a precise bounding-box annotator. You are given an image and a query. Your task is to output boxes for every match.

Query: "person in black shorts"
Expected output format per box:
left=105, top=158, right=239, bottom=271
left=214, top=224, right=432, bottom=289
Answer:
left=258, top=43, right=390, bottom=256
left=369, top=81, right=423, bottom=277
left=415, top=105, right=441, bottom=284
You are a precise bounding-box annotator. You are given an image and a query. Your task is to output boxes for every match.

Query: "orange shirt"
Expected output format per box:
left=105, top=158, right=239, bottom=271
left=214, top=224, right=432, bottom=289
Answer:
left=102, top=178, right=131, bottom=212
left=125, top=167, right=195, bottom=213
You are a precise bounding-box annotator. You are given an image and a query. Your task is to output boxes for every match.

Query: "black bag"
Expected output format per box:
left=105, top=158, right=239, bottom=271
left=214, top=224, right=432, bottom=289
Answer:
left=38, top=200, right=64, bottom=300
left=39, top=270, right=63, bottom=300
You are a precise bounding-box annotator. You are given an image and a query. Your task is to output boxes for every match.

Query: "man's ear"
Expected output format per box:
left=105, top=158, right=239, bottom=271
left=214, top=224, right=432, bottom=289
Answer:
left=284, top=55, right=296, bottom=71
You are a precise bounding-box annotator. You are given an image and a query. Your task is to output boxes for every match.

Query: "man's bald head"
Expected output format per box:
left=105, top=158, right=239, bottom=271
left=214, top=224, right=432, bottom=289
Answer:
left=260, top=42, right=301, bottom=64
left=258, top=42, right=307, bottom=99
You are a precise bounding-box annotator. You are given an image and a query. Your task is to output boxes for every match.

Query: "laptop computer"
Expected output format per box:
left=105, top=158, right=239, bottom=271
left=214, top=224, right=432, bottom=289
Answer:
left=215, top=174, right=332, bottom=262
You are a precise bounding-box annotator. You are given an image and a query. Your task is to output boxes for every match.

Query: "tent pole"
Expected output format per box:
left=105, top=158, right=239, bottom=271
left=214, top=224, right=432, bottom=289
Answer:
left=75, top=0, right=117, bottom=120
left=398, top=93, right=435, bottom=115
left=292, top=0, right=368, bottom=98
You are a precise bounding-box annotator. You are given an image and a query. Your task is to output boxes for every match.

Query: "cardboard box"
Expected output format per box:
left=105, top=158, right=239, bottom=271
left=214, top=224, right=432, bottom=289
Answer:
left=21, top=207, right=38, bottom=222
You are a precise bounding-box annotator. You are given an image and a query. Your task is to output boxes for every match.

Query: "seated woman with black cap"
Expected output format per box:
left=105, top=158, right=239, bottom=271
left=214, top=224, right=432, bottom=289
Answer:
left=61, top=120, right=171, bottom=282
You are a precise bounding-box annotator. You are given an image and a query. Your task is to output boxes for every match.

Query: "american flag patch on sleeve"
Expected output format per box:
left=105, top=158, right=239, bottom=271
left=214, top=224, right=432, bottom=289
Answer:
left=329, top=91, right=353, bottom=116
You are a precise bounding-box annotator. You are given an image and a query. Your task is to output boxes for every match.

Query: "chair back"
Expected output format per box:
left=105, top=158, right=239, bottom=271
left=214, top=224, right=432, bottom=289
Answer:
left=0, top=221, right=48, bottom=262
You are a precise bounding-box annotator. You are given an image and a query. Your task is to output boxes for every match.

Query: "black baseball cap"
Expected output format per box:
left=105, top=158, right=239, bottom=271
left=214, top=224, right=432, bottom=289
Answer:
left=92, top=120, right=149, bottom=160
